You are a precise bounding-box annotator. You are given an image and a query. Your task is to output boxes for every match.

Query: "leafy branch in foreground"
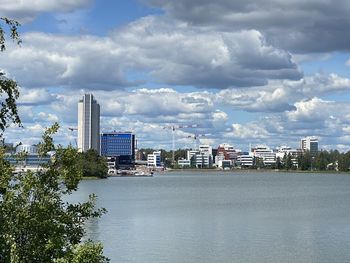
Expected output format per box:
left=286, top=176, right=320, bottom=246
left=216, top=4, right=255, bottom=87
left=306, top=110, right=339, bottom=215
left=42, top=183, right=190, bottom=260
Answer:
left=0, top=123, right=109, bottom=262
left=0, top=17, right=22, bottom=134
left=0, top=17, right=22, bottom=52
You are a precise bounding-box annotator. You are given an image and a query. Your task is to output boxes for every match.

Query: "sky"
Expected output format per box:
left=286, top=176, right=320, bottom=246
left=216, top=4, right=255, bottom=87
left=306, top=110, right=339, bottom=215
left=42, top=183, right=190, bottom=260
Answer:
left=1, top=0, right=350, bottom=151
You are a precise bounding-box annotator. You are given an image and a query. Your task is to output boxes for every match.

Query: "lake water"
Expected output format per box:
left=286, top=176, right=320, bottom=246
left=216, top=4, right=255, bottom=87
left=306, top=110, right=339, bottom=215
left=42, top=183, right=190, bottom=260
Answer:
left=71, top=171, right=350, bottom=262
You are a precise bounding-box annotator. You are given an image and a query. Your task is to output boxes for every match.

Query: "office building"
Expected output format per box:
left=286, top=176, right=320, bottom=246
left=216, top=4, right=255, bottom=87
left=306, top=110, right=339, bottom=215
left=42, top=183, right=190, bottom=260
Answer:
left=178, top=159, right=191, bottom=168
left=16, top=144, right=38, bottom=154
left=78, top=94, right=100, bottom=152
left=5, top=144, right=51, bottom=171
left=237, top=153, right=254, bottom=167
left=147, top=151, right=162, bottom=167
left=276, top=146, right=301, bottom=167
left=216, top=143, right=238, bottom=165
left=300, top=136, right=318, bottom=156
left=100, top=132, right=135, bottom=167
left=251, top=145, right=276, bottom=166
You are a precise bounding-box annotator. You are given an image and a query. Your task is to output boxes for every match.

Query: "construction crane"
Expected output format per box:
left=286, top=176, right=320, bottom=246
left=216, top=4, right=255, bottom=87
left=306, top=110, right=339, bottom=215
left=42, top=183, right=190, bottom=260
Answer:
left=163, top=124, right=199, bottom=164
left=68, top=127, right=78, bottom=148
left=187, top=133, right=211, bottom=150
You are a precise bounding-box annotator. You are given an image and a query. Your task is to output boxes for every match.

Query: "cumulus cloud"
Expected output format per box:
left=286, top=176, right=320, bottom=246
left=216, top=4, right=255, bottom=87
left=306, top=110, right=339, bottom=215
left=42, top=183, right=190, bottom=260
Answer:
left=0, top=16, right=301, bottom=90
left=216, top=73, right=350, bottom=112
left=146, top=0, right=350, bottom=53
left=0, top=0, right=91, bottom=22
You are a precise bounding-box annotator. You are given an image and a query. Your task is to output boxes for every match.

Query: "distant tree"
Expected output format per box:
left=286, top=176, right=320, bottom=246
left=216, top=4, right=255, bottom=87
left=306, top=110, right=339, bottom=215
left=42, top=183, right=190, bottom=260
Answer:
left=80, top=149, right=108, bottom=178
left=285, top=153, right=293, bottom=170
left=298, top=151, right=312, bottom=171
left=338, top=151, right=350, bottom=172
left=275, top=156, right=282, bottom=169
left=315, top=151, right=328, bottom=170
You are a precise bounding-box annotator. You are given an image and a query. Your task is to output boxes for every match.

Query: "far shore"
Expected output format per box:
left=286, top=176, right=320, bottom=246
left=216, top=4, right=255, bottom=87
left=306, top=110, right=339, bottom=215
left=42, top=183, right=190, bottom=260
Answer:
left=164, top=168, right=347, bottom=174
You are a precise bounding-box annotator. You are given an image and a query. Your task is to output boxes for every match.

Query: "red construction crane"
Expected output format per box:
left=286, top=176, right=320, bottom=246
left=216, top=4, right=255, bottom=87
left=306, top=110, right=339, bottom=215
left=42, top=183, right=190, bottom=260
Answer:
left=163, top=124, right=199, bottom=164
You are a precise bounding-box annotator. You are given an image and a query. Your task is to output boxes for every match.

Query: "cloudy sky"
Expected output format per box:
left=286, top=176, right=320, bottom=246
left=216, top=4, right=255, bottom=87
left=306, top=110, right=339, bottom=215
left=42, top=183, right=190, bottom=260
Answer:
left=1, top=0, right=350, bottom=151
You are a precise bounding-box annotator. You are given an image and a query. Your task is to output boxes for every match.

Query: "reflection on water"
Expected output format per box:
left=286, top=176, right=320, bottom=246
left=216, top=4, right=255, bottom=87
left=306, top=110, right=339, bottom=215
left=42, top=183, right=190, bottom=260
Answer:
left=69, top=172, right=350, bottom=262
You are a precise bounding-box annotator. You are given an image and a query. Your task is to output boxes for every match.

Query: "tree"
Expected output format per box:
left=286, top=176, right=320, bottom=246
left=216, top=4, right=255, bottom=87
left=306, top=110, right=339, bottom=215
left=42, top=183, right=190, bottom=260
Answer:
left=285, top=153, right=293, bottom=170
left=0, top=123, right=109, bottom=262
left=1, top=18, right=108, bottom=262
left=0, top=17, right=21, bottom=133
left=275, top=156, right=282, bottom=169
left=79, top=149, right=108, bottom=178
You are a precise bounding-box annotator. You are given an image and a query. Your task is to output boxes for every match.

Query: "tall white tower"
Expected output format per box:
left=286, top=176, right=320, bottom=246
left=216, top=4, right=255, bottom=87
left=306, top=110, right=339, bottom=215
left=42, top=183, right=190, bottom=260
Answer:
left=78, top=94, right=100, bottom=152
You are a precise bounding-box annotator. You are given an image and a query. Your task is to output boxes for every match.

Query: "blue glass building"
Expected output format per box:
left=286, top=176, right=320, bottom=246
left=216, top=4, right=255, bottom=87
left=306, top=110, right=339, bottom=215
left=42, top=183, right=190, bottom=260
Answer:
left=100, top=132, right=135, bottom=166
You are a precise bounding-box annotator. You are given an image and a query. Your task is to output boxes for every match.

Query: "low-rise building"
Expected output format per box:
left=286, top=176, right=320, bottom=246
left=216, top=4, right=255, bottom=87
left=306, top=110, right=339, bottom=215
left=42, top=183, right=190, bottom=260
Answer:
left=251, top=145, right=276, bottom=166
left=147, top=151, right=162, bottom=167
left=217, top=159, right=232, bottom=169
left=237, top=153, right=254, bottom=167
left=178, top=159, right=191, bottom=168
left=276, top=146, right=301, bottom=167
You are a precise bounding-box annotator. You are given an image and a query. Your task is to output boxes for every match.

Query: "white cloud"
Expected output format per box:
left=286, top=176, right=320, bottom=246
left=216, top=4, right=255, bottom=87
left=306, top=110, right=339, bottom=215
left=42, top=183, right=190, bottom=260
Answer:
left=0, top=0, right=91, bottom=22
left=1, top=16, right=301, bottom=90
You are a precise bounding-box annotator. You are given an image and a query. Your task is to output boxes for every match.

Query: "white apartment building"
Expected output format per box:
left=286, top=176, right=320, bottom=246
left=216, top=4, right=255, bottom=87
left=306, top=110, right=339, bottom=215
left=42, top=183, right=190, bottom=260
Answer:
left=198, top=145, right=212, bottom=155
left=237, top=154, right=254, bottom=167
left=195, top=153, right=212, bottom=168
left=251, top=145, right=276, bottom=166
left=147, top=151, right=161, bottom=167
left=78, top=94, right=100, bottom=152
left=276, top=146, right=301, bottom=166
left=300, top=136, right=318, bottom=156
left=16, top=145, right=38, bottom=154
left=186, top=145, right=213, bottom=168
left=178, top=159, right=191, bottom=168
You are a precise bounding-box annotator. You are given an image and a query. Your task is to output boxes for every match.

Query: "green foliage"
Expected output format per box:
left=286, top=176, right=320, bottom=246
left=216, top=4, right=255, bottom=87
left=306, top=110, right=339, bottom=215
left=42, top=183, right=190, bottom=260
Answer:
left=56, top=241, right=109, bottom=263
left=79, top=149, right=108, bottom=178
left=0, top=17, right=22, bottom=52
left=0, top=17, right=21, bottom=134
left=0, top=123, right=108, bottom=262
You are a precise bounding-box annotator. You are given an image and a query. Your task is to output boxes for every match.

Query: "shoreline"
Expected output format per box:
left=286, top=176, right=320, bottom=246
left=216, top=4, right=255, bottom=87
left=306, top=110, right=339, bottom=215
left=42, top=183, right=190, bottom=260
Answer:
left=164, top=168, right=347, bottom=175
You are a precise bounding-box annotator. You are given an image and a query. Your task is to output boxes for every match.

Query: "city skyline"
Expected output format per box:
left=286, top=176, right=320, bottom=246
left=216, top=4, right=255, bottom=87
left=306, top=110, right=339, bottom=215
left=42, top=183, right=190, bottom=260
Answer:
left=2, top=1, right=350, bottom=151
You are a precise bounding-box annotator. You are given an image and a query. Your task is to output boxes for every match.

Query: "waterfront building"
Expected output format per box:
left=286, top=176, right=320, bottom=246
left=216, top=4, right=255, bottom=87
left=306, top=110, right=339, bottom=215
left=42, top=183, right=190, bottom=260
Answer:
left=5, top=144, right=51, bottom=172
left=16, top=144, right=38, bottom=154
left=194, top=152, right=213, bottom=168
left=217, top=159, right=232, bottom=169
left=100, top=132, right=135, bottom=167
left=237, top=153, right=254, bottom=167
left=187, top=150, right=199, bottom=161
left=186, top=146, right=213, bottom=168
left=195, top=145, right=213, bottom=168
left=198, top=145, right=212, bottom=155
left=78, top=94, right=100, bottom=152
left=178, top=159, right=191, bottom=168
left=147, top=151, right=162, bottom=167
left=251, top=145, right=276, bottom=166
left=216, top=143, right=238, bottom=165
left=276, top=146, right=301, bottom=167
left=300, top=136, right=318, bottom=156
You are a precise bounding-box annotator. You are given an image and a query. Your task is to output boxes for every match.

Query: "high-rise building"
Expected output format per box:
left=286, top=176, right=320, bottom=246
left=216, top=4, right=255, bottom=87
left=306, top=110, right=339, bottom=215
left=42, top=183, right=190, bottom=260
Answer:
left=300, top=136, right=318, bottom=156
left=78, top=94, right=100, bottom=152
left=100, top=132, right=135, bottom=167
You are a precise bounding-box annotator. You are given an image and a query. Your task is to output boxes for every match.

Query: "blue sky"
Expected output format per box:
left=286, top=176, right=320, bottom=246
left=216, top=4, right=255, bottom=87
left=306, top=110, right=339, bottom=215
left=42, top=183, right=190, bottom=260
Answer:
left=2, top=0, right=350, bottom=151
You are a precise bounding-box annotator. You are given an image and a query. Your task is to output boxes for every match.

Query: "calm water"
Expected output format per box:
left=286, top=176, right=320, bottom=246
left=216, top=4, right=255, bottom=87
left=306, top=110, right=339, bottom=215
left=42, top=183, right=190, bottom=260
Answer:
left=70, top=171, right=350, bottom=262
